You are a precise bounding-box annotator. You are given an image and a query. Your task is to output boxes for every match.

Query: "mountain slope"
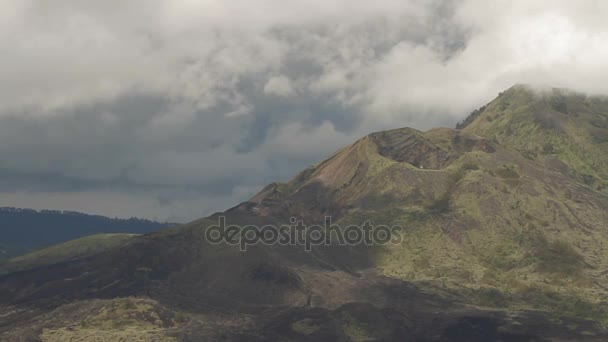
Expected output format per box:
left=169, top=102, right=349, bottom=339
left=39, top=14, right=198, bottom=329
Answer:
left=238, top=103, right=608, bottom=318
left=462, top=84, right=608, bottom=188
left=2, top=85, right=608, bottom=341
left=0, top=207, right=169, bottom=259
left=0, top=233, right=137, bottom=276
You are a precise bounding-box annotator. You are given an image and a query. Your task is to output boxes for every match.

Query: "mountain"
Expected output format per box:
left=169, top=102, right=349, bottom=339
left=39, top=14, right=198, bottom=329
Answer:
left=2, top=85, right=608, bottom=341
left=0, top=207, right=169, bottom=259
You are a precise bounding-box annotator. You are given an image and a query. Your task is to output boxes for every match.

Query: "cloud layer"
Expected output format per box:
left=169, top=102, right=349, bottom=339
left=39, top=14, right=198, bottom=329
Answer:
left=2, top=0, right=608, bottom=221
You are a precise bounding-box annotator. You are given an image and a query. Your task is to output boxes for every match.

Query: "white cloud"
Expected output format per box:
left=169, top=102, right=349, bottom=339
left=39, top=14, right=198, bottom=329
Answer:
left=2, top=0, right=608, bottom=221
left=264, top=76, right=295, bottom=97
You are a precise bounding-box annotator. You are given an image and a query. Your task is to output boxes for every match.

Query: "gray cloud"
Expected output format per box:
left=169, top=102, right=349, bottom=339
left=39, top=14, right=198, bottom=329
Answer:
left=1, top=0, right=607, bottom=221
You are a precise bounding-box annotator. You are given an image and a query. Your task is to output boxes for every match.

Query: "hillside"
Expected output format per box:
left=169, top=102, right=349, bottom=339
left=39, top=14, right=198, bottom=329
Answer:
left=0, top=233, right=137, bottom=276
left=1, top=85, right=608, bottom=341
left=462, top=84, right=608, bottom=189
left=0, top=207, right=169, bottom=259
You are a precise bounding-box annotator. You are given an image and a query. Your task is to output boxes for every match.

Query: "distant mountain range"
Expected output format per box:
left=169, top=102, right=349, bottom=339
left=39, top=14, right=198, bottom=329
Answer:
left=2, top=85, right=608, bottom=341
left=0, top=207, right=169, bottom=259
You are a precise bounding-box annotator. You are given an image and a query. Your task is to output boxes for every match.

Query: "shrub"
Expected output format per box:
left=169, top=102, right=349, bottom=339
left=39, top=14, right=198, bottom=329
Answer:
left=429, top=195, right=451, bottom=214
left=474, top=287, right=509, bottom=307
left=456, top=105, right=487, bottom=129
left=461, top=162, right=480, bottom=171
left=531, top=234, right=584, bottom=276
left=495, top=165, right=520, bottom=180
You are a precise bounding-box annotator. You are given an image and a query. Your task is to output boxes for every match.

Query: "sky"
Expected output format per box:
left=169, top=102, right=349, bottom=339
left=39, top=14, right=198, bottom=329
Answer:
left=2, top=0, right=608, bottom=222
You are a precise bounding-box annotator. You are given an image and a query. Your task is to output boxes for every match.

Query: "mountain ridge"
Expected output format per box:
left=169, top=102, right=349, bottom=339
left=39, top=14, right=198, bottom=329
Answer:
left=0, top=206, right=169, bottom=259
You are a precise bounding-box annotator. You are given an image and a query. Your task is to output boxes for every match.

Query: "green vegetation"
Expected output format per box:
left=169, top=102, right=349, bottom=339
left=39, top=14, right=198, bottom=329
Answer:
left=473, top=287, right=508, bottom=307
left=463, top=84, right=608, bottom=188
left=40, top=298, right=181, bottom=342
left=428, top=194, right=451, bottom=213
left=531, top=234, right=584, bottom=275
left=292, top=319, right=321, bottom=335
left=0, top=233, right=137, bottom=275
left=341, top=317, right=373, bottom=341
left=456, top=105, right=487, bottom=129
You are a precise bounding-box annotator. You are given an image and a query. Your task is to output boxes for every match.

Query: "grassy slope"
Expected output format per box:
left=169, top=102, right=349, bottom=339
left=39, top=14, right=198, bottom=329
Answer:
left=0, top=233, right=138, bottom=275
left=464, top=84, right=608, bottom=188
left=7, top=297, right=184, bottom=342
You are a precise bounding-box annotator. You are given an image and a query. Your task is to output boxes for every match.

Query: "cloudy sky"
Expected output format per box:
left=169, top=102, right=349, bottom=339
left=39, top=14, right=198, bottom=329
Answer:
left=2, top=0, right=608, bottom=222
